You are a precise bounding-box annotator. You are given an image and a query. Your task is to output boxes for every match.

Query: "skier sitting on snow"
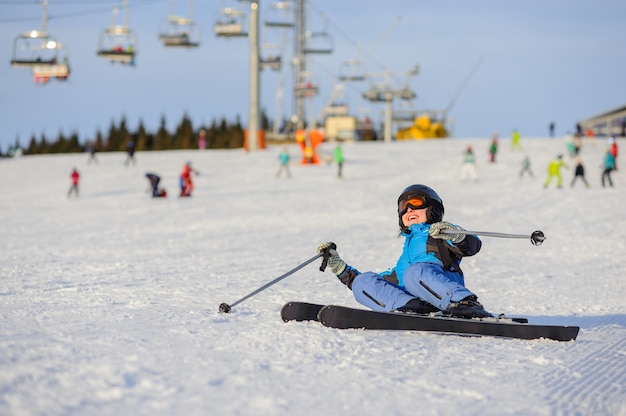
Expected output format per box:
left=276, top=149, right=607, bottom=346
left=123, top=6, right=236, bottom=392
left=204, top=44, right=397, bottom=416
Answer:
left=318, top=184, right=492, bottom=319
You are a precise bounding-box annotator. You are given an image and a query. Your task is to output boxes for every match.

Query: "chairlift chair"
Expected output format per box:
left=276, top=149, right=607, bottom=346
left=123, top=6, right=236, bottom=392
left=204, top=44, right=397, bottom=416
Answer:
left=295, top=82, right=319, bottom=97
left=303, top=30, right=333, bottom=54
left=338, top=60, right=365, bottom=82
left=96, top=2, right=138, bottom=65
left=260, top=43, right=282, bottom=71
left=264, top=1, right=294, bottom=28
left=97, top=26, right=138, bottom=64
left=159, top=17, right=200, bottom=47
left=214, top=7, right=247, bottom=37
left=159, top=0, right=200, bottom=48
left=11, top=31, right=59, bottom=67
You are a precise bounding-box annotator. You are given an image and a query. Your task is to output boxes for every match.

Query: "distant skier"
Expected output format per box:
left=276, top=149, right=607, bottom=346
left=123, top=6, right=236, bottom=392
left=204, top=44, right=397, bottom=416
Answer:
left=86, top=141, right=98, bottom=164
left=608, top=136, right=618, bottom=171
left=519, top=155, right=533, bottom=178
left=488, top=135, right=498, bottom=163
left=145, top=173, right=167, bottom=198
left=180, top=161, right=199, bottom=197
left=570, top=157, right=589, bottom=188
left=67, top=167, right=80, bottom=198
left=124, top=140, right=136, bottom=166
left=601, top=148, right=616, bottom=187
left=276, top=146, right=292, bottom=178
left=543, top=155, right=569, bottom=189
left=317, top=184, right=492, bottom=319
left=334, top=143, right=344, bottom=178
left=459, top=145, right=478, bottom=182
left=511, top=129, right=522, bottom=151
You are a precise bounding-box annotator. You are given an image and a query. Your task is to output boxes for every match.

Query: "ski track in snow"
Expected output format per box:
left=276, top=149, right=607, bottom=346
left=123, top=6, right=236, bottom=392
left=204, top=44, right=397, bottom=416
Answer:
left=0, top=137, right=625, bottom=416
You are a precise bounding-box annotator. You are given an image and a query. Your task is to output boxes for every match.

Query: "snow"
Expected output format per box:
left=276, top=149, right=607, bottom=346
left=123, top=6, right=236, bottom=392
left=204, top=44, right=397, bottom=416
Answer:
left=1, top=136, right=625, bottom=416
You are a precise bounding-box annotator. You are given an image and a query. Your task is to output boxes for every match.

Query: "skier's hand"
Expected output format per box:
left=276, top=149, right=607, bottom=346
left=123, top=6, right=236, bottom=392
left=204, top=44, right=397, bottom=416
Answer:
left=429, top=221, right=466, bottom=244
left=317, top=242, right=347, bottom=276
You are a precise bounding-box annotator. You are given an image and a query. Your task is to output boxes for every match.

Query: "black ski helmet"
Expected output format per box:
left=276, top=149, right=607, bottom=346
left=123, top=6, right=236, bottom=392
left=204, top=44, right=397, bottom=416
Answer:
left=397, top=184, right=445, bottom=230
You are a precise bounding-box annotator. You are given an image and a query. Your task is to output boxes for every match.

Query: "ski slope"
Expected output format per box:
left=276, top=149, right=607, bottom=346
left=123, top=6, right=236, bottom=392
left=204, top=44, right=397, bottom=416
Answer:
left=1, top=137, right=624, bottom=415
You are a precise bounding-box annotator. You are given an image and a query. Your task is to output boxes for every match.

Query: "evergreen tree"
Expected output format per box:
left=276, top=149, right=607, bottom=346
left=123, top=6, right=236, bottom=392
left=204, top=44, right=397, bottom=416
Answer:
left=27, top=134, right=38, bottom=154
left=153, top=115, right=171, bottom=151
left=135, top=119, right=149, bottom=151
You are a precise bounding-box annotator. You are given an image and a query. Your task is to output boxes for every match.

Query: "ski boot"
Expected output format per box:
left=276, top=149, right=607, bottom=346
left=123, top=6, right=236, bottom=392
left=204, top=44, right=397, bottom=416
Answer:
left=396, top=298, right=440, bottom=315
left=445, top=295, right=493, bottom=319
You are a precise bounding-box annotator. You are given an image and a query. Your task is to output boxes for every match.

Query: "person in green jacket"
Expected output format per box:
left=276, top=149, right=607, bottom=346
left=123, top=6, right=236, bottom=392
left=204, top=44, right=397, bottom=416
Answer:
left=334, top=143, right=344, bottom=178
left=543, top=154, right=569, bottom=189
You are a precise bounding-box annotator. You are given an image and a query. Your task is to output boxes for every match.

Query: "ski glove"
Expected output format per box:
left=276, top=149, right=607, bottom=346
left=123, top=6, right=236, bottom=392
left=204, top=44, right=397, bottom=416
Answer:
left=429, top=221, right=466, bottom=244
left=317, top=242, right=347, bottom=276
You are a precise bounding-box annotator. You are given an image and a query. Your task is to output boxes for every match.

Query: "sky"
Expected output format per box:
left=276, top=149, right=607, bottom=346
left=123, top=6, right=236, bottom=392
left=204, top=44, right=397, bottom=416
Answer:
left=1, top=137, right=624, bottom=414
left=1, top=0, right=625, bottom=152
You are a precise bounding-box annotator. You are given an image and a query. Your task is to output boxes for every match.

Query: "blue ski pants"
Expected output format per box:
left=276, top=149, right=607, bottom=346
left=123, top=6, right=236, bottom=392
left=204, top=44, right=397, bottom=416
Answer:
left=351, top=263, right=474, bottom=312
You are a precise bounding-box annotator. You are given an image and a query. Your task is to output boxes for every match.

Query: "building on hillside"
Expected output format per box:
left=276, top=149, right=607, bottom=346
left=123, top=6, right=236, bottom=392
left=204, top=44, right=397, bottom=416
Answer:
left=578, top=104, right=626, bottom=137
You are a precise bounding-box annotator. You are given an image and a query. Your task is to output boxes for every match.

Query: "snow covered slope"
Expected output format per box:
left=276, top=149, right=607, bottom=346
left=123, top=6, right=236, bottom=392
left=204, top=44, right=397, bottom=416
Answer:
left=1, top=137, right=624, bottom=415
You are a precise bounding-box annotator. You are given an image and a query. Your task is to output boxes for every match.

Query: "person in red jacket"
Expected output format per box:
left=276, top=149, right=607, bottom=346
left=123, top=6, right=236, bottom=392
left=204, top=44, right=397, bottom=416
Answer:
left=67, top=167, right=80, bottom=198
left=179, top=161, right=199, bottom=197
left=609, top=137, right=618, bottom=171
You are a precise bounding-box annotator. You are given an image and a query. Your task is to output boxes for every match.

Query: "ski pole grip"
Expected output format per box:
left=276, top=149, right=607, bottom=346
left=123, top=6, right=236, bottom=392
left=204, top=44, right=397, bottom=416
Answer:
left=319, top=242, right=337, bottom=272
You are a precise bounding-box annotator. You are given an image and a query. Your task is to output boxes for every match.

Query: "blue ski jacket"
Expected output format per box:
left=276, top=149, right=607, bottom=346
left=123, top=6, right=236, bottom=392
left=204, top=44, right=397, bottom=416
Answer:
left=381, top=223, right=482, bottom=287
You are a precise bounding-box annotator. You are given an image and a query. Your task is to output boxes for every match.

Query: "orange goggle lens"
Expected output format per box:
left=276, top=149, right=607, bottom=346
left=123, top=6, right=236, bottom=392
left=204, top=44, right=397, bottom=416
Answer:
left=399, top=196, right=428, bottom=214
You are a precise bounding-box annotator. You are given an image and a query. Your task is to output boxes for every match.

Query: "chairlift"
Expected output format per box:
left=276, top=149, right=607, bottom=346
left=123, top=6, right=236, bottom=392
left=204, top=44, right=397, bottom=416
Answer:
left=260, top=43, right=282, bottom=71
left=362, top=86, right=393, bottom=102
left=11, top=31, right=59, bottom=67
left=397, top=88, right=416, bottom=101
left=96, top=1, right=138, bottom=65
left=32, top=55, right=70, bottom=84
left=264, top=1, right=294, bottom=29
left=214, top=7, right=247, bottom=37
left=295, top=82, right=319, bottom=97
left=159, top=0, right=200, bottom=48
left=303, top=30, right=333, bottom=54
left=338, top=60, right=365, bottom=82
left=10, top=1, right=66, bottom=68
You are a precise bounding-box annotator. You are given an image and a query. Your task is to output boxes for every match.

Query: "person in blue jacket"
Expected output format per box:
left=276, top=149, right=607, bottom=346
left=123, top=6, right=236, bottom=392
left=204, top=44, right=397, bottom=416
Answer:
left=318, top=184, right=492, bottom=318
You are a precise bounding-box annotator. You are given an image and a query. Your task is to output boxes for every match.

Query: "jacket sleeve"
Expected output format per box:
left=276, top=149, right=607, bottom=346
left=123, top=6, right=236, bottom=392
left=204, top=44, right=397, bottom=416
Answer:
left=448, top=234, right=481, bottom=257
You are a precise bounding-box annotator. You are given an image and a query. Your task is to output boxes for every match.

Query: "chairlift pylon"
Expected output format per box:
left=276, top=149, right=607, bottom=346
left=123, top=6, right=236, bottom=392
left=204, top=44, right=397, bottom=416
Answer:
left=96, top=0, right=138, bottom=65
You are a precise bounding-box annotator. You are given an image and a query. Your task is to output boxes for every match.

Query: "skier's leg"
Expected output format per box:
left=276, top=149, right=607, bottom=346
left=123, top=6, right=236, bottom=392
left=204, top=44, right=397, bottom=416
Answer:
left=350, top=272, right=414, bottom=312
left=402, top=263, right=473, bottom=311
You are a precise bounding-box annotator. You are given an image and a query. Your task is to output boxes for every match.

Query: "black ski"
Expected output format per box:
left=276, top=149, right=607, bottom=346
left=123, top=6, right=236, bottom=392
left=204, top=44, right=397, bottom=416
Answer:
left=317, top=305, right=579, bottom=342
left=280, top=301, right=324, bottom=322
left=281, top=301, right=527, bottom=324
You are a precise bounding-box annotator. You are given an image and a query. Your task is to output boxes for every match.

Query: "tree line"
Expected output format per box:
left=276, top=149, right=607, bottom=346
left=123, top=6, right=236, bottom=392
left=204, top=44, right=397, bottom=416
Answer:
left=3, top=113, right=264, bottom=156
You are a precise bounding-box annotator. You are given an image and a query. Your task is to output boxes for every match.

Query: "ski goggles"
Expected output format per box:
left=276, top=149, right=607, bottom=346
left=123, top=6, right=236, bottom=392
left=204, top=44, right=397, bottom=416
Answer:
left=398, top=195, right=429, bottom=215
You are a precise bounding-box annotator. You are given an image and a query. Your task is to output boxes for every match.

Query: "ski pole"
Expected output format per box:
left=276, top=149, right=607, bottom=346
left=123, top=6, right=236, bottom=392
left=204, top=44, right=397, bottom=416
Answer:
left=219, top=250, right=329, bottom=313
left=441, top=229, right=546, bottom=246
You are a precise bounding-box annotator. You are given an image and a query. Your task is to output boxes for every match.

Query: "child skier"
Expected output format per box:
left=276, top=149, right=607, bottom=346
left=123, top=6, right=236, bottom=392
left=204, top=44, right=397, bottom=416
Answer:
left=179, top=161, right=199, bottom=197
left=317, top=184, right=492, bottom=319
left=67, top=167, right=80, bottom=197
